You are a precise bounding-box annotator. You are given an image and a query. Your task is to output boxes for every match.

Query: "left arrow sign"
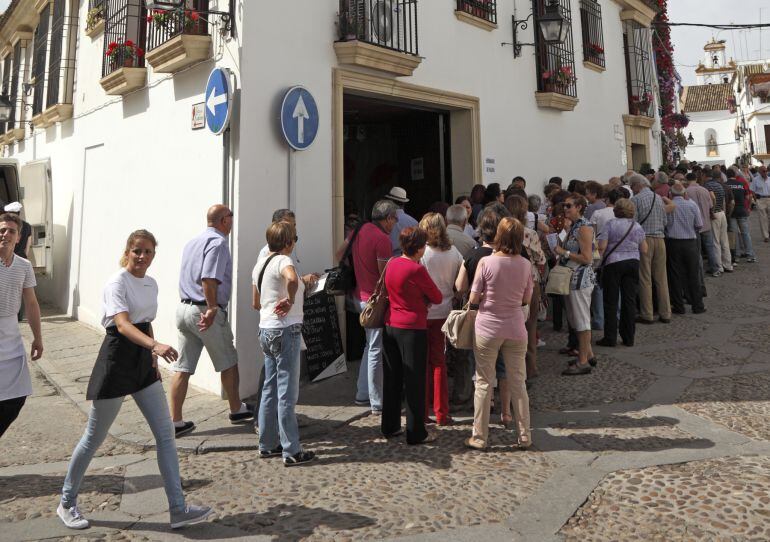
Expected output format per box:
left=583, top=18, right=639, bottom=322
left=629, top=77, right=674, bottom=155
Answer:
left=207, top=87, right=227, bottom=115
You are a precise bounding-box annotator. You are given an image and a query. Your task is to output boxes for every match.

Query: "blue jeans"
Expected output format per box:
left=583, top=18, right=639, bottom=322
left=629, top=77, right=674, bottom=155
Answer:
left=355, top=300, right=383, bottom=411
left=729, top=216, right=755, bottom=258
left=258, top=324, right=302, bottom=458
left=591, top=283, right=604, bottom=330
left=61, top=381, right=185, bottom=513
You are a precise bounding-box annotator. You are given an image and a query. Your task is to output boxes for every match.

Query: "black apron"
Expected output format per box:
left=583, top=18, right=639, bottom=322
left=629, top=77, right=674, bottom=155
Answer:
left=86, top=323, right=159, bottom=401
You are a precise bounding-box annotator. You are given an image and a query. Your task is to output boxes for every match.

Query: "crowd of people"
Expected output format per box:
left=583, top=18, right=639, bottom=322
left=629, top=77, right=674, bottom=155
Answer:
left=0, top=160, right=767, bottom=531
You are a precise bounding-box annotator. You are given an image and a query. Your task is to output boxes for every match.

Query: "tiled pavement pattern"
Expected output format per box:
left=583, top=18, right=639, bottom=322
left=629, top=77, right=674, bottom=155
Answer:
left=5, top=221, right=770, bottom=540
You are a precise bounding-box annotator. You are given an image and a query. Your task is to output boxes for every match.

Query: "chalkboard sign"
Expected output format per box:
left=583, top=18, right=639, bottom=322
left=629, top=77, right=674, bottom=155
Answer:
left=302, top=292, right=347, bottom=382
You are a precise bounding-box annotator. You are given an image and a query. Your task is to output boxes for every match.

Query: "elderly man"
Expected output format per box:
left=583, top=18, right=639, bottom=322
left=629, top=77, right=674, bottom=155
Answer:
left=0, top=212, right=43, bottom=438
left=704, top=169, right=733, bottom=273
left=631, top=174, right=674, bottom=324
left=665, top=182, right=705, bottom=314
left=751, top=166, right=770, bottom=242
left=446, top=204, right=476, bottom=259
left=653, top=171, right=671, bottom=198
left=685, top=172, right=720, bottom=277
left=385, top=187, right=417, bottom=256
left=336, top=199, right=398, bottom=414
left=170, top=205, right=253, bottom=437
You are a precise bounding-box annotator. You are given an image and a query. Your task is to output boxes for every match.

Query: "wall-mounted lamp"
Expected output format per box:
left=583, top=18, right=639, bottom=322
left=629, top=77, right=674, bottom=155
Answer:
left=687, top=132, right=695, bottom=145
left=22, top=82, right=33, bottom=96
left=503, top=0, right=569, bottom=58
left=0, top=95, right=12, bottom=122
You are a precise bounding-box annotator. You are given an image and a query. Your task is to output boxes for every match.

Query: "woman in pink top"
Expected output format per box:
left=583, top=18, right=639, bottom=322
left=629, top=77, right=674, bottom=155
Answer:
left=381, top=227, right=442, bottom=445
left=466, top=217, right=534, bottom=451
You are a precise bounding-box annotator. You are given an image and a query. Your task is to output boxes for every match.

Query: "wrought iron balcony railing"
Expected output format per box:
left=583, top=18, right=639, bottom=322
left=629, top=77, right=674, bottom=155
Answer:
left=456, top=0, right=496, bottom=25
left=338, top=0, right=419, bottom=56
left=146, top=0, right=210, bottom=52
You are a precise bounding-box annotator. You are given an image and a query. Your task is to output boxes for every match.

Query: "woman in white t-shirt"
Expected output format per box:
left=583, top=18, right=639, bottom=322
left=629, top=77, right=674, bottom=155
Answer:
left=252, top=221, right=315, bottom=466
left=58, top=230, right=211, bottom=531
left=418, top=213, right=463, bottom=425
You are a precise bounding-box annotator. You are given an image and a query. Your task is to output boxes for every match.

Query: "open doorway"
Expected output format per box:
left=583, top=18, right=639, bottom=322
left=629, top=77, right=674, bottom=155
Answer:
left=343, top=94, right=452, bottom=223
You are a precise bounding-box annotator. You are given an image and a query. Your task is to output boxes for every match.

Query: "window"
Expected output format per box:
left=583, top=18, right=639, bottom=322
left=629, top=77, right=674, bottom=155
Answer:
left=534, top=0, right=577, bottom=98
left=147, top=0, right=210, bottom=52
left=456, top=0, right=497, bottom=25
left=340, top=0, right=419, bottom=56
left=623, top=20, right=654, bottom=117
left=579, top=0, right=604, bottom=68
left=46, top=0, right=76, bottom=110
left=102, top=0, right=147, bottom=77
left=32, top=4, right=51, bottom=116
left=0, top=55, right=10, bottom=134
left=8, top=41, right=21, bottom=131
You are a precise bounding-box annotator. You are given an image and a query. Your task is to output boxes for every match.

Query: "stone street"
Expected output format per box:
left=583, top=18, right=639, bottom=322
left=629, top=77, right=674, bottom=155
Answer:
left=4, top=222, right=770, bottom=541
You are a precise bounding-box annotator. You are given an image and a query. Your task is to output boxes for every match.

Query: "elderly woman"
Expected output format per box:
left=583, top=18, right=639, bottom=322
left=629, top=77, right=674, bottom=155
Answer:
left=419, top=213, right=464, bottom=425
left=382, top=227, right=443, bottom=444
left=465, top=217, right=533, bottom=450
left=554, top=194, right=597, bottom=375
left=596, top=199, right=648, bottom=347
left=59, top=231, right=210, bottom=530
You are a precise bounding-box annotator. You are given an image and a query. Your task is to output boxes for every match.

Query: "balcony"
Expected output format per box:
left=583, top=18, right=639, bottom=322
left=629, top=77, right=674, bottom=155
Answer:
left=145, top=2, right=212, bottom=74
left=99, top=0, right=147, bottom=96
left=334, top=0, right=421, bottom=77
left=455, top=0, right=497, bottom=31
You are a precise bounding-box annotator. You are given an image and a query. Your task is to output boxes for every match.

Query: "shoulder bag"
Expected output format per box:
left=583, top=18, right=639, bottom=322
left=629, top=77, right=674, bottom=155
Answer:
left=545, top=222, right=580, bottom=296
left=442, top=301, right=477, bottom=350
left=359, top=259, right=391, bottom=329
left=326, top=222, right=364, bottom=296
left=257, top=253, right=279, bottom=293
left=595, top=221, right=635, bottom=284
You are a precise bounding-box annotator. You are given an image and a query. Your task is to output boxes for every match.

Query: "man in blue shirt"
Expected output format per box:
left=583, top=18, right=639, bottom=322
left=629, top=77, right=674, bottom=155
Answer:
left=170, top=205, right=252, bottom=437
left=385, top=187, right=418, bottom=256
left=751, top=166, right=770, bottom=242
left=665, top=183, right=705, bottom=315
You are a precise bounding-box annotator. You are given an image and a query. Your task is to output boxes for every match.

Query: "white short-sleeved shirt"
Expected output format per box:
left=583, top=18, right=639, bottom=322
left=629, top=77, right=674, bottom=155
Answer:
left=253, top=254, right=305, bottom=329
left=421, top=245, right=464, bottom=320
left=101, top=269, right=159, bottom=328
left=0, top=255, right=36, bottom=400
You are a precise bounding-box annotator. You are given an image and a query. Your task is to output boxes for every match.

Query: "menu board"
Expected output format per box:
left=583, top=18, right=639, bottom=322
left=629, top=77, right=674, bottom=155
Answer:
left=302, top=292, right=346, bottom=382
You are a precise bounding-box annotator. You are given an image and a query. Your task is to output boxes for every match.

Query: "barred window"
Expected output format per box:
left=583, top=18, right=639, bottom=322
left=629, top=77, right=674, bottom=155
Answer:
left=456, top=0, right=497, bottom=25
left=0, top=55, right=10, bottom=133
left=32, top=4, right=51, bottom=116
left=102, top=0, right=147, bottom=78
left=8, top=41, right=21, bottom=130
left=579, top=0, right=604, bottom=68
left=534, top=0, right=577, bottom=98
left=46, top=0, right=73, bottom=109
left=623, top=20, right=654, bottom=117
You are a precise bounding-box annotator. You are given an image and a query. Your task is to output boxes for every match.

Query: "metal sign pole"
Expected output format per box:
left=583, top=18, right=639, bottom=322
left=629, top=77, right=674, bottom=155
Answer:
left=288, top=147, right=296, bottom=211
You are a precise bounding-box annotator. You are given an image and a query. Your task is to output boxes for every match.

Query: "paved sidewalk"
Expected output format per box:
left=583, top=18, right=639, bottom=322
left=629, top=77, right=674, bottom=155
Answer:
left=22, top=316, right=369, bottom=453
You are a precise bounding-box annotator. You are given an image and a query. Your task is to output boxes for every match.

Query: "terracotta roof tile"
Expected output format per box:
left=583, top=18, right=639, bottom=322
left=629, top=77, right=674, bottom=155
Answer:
left=683, top=83, right=732, bottom=113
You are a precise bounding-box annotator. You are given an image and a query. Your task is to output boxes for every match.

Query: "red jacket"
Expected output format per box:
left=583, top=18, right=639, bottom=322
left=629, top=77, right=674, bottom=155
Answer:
left=384, top=257, right=442, bottom=330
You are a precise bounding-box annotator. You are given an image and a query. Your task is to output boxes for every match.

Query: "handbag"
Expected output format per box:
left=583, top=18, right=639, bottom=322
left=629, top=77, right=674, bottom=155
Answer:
left=442, top=302, right=477, bottom=350
left=595, top=221, right=635, bottom=283
left=544, top=264, right=573, bottom=295
left=359, top=260, right=390, bottom=329
left=326, top=223, right=364, bottom=295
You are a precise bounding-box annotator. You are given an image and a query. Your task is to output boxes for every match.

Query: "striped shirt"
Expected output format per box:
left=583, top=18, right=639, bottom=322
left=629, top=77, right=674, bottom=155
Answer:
left=704, top=180, right=725, bottom=213
left=666, top=196, right=702, bottom=240
left=0, top=255, right=35, bottom=401
left=633, top=188, right=667, bottom=238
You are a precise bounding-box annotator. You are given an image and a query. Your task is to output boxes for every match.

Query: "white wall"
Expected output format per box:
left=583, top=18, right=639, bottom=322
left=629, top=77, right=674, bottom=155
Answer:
left=683, top=110, right=740, bottom=165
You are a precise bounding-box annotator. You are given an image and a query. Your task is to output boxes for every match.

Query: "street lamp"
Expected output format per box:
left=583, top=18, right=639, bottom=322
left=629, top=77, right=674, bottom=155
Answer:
left=507, top=0, right=569, bottom=58
left=687, top=132, right=695, bottom=145
left=0, top=95, right=12, bottom=123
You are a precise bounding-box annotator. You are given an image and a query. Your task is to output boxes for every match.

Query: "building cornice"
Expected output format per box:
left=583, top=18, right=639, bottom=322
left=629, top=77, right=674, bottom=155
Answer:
left=612, top=0, right=658, bottom=27
left=0, top=0, right=38, bottom=45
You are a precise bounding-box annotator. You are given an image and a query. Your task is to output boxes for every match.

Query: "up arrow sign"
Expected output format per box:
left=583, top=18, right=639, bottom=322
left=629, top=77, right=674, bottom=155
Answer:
left=292, top=95, right=310, bottom=145
left=207, top=87, right=228, bottom=115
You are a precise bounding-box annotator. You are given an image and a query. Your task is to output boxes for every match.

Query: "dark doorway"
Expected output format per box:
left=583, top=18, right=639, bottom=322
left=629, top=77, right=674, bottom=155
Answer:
left=342, top=94, right=453, bottom=360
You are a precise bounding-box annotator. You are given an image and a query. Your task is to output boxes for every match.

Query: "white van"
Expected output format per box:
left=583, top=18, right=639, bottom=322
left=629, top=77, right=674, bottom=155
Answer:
left=0, top=158, right=53, bottom=275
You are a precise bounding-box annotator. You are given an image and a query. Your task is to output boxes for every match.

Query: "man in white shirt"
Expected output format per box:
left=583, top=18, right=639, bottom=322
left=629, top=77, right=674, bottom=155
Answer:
left=0, top=213, right=43, bottom=438
left=751, top=166, right=770, bottom=242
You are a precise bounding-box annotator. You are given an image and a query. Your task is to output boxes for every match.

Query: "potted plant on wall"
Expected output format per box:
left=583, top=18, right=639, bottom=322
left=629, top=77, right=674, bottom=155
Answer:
left=146, top=9, right=173, bottom=28
left=106, top=40, right=145, bottom=69
left=630, top=91, right=653, bottom=116
left=86, top=4, right=104, bottom=33
left=183, top=10, right=205, bottom=35
left=588, top=42, right=604, bottom=61
left=542, top=65, right=576, bottom=93
left=338, top=9, right=360, bottom=41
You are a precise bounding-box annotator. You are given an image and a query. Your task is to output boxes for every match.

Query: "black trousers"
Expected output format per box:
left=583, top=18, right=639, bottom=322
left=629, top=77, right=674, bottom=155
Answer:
left=666, top=238, right=704, bottom=312
left=550, top=294, right=565, bottom=331
left=601, top=259, right=639, bottom=345
left=382, top=326, right=428, bottom=444
left=0, top=396, right=27, bottom=438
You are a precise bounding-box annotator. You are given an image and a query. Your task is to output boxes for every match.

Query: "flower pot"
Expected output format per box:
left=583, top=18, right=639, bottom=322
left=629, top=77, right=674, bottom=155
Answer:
left=124, top=58, right=135, bottom=68
left=185, top=20, right=207, bottom=35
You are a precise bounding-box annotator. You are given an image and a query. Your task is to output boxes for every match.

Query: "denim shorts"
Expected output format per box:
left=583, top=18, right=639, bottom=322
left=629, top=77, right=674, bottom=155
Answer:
left=172, top=303, right=238, bottom=374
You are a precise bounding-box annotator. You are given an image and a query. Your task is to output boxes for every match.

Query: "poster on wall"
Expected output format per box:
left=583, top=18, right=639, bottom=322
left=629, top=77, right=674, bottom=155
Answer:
left=302, top=292, right=347, bottom=382
left=484, top=157, right=496, bottom=183
left=411, top=157, right=425, bottom=181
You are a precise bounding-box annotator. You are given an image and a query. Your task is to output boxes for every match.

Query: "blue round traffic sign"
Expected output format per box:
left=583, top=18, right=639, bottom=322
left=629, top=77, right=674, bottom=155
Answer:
left=280, top=86, right=319, bottom=151
left=205, top=68, right=233, bottom=135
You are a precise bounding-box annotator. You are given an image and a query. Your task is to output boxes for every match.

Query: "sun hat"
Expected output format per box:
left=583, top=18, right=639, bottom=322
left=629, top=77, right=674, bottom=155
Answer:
left=385, top=187, right=409, bottom=204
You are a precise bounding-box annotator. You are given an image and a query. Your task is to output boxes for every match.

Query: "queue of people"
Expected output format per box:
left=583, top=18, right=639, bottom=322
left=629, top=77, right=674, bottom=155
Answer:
left=1, top=160, right=765, bottom=531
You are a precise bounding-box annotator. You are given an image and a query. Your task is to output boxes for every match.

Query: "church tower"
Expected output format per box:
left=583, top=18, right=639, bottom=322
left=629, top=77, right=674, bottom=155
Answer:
left=696, top=38, right=736, bottom=85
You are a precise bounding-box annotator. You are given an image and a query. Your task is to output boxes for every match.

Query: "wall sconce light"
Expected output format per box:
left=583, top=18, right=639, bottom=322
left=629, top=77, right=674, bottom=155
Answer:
left=504, top=0, right=569, bottom=58
left=687, top=132, right=695, bottom=145
left=0, top=95, right=12, bottom=122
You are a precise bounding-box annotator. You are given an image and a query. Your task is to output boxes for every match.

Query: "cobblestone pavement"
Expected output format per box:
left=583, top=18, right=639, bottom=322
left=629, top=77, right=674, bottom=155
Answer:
left=5, top=219, right=770, bottom=541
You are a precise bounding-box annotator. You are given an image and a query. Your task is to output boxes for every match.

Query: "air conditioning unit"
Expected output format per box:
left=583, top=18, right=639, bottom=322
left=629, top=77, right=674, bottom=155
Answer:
left=347, top=0, right=405, bottom=50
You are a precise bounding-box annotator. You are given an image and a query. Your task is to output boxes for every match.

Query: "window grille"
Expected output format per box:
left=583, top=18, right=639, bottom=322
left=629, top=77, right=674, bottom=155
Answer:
left=89, top=0, right=105, bottom=8
left=623, top=20, right=654, bottom=117
left=8, top=41, right=21, bottom=130
left=534, top=0, right=577, bottom=98
left=579, top=0, right=604, bottom=68
left=339, top=0, right=419, bottom=56
left=102, top=0, right=147, bottom=78
left=456, top=0, right=497, bottom=25
left=46, top=0, right=75, bottom=109
left=0, top=55, right=10, bottom=133
left=32, top=4, right=51, bottom=116
left=147, top=0, right=209, bottom=52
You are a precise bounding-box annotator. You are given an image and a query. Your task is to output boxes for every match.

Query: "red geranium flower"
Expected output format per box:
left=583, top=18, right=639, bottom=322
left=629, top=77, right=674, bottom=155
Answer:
left=190, top=11, right=199, bottom=21
left=125, top=39, right=134, bottom=47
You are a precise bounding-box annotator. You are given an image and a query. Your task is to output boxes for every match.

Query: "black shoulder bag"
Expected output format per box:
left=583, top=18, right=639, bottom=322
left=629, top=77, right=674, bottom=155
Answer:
left=326, top=222, right=364, bottom=296
left=257, top=253, right=279, bottom=293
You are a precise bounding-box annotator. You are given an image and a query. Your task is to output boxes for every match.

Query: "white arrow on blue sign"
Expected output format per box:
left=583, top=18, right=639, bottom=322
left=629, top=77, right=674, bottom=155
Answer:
left=281, top=86, right=319, bottom=151
left=205, top=67, right=233, bottom=135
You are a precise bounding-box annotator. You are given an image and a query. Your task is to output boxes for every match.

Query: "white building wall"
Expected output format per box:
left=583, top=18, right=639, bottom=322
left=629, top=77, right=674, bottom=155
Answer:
left=683, top=110, right=739, bottom=166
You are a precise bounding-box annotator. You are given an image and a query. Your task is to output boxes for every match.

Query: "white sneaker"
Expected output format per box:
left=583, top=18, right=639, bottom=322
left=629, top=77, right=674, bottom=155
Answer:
left=170, top=504, right=212, bottom=529
left=537, top=338, right=546, bottom=347
left=57, top=503, right=89, bottom=529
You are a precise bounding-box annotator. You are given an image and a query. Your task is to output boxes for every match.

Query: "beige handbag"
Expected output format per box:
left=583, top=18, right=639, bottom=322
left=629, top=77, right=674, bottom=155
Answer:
left=544, top=264, right=573, bottom=295
left=442, top=302, right=477, bottom=350
left=359, top=261, right=390, bottom=329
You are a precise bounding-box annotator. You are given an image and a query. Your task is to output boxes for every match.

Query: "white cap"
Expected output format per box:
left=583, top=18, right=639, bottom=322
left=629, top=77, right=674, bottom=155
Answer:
left=3, top=201, right=22, bottom=213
